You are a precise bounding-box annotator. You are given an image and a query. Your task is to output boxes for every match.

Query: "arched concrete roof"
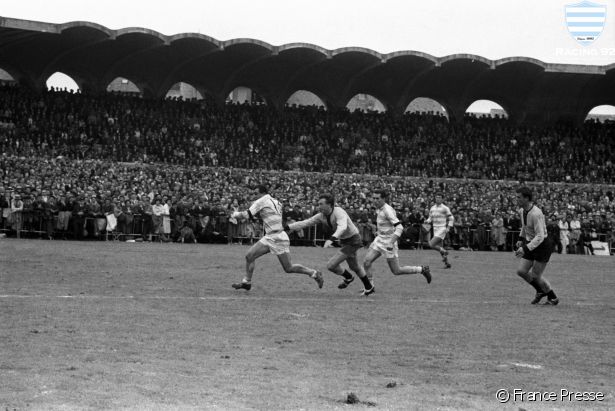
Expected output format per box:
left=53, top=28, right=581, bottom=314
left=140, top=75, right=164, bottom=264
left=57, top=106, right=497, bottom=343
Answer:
left=0, top=16, right=610, bottom=123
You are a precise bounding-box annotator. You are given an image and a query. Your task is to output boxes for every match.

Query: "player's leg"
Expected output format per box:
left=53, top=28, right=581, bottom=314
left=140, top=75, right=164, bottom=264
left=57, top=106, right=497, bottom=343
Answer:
left=363, top=247, right=381, bottom=280
left=345, top=253, right=373, bottom=291
left=277, top=252, right=323, bottom=288
left=429, top=234, right=451, bottom=268
left=326, top=251, right=349, bottom=276
left=516, top=258, right=548, bottom=304
left=232, top=240, right=270, bottom=290
left=361, top=248, right=381, bottom=295
left=531, top=261, right=558, bottom=305
left=386, top=257, right=431, bottom=283
left=327, top=251, right=354, bottom=288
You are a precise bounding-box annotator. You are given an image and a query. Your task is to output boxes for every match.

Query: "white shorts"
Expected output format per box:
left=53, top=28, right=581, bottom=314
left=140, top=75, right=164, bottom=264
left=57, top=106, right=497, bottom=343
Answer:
left=369, top=235, right=398, bottom=259
left=433, top=226, right=448, bottom=240
left=258, top=231, right=290, bottom=255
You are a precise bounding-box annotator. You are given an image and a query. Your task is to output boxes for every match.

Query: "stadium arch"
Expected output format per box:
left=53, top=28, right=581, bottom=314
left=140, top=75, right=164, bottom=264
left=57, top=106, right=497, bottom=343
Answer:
left=405, top=97, right=448, bottom=119
left=46, top=72, right=80, bottom=92
left=0, top=67, right=16, bottom=84
left=585, top=105, right=615, bottom=122
left=106, top=77, right=142, bottom=95
left=2, top=17, right=615, bottom=124
left=286, top=90, right=327, bottom=109
left=226, top=86, right=269, bottom=105
left=465, top=99, right=509, bottom=119
left=346, top=93, right=386, bottom=113
left=165, top=82, right=205, bottom=101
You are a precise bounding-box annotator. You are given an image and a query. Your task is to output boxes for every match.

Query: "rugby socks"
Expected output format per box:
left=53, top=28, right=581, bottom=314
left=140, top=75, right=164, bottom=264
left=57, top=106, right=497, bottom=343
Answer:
left=360, top=275, right=373, bottom=289
left=529, top=279, right=544, bottom=293
left=546, top=290, right=558, bottom=300
left=342, top=270, right=353, bottom=280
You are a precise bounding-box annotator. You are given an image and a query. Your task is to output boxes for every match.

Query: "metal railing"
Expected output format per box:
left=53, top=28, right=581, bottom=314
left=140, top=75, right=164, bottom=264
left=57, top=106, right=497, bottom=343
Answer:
left=0, top=210, right=612, bottom=255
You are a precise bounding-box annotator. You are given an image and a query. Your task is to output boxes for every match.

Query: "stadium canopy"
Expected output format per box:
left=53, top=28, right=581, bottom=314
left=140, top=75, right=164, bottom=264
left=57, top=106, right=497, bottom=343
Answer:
left=0, top=16, right=612, bottom=124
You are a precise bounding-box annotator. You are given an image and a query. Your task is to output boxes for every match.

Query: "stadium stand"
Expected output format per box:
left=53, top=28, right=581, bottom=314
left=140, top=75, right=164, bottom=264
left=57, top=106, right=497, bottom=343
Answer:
left=0, top=87, right=613, bottom=254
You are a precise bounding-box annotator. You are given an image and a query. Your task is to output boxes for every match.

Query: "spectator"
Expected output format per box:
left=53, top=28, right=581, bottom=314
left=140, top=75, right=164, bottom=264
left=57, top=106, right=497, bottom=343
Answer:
left=557, top=213, right=570, bottom=254
left=491, top=212, right=505, bottom=251
left=179, top=220, right=196, bottom=243
left=9, top=193, right=23, bottom=238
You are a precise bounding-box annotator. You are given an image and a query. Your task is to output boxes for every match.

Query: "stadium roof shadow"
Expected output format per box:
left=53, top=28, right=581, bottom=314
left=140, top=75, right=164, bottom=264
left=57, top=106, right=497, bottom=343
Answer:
left=0, top=16, right=610, bottom=124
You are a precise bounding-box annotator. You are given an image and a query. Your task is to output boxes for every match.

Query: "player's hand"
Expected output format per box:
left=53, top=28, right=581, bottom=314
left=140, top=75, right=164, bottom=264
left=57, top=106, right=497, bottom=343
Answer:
left=324, top=240, right=334, bottom=248
left=515, top=247, right=525, bottom=258
left=515, top=241, right=523, bottom=249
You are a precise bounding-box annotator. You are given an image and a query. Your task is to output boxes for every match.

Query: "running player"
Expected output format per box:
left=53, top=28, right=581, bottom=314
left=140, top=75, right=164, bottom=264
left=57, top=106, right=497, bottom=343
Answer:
left=426, top=193, right=454, bottom=268
left=285, top=193, right=374, bottom=292
left=362, top=190, right=431, bottom=296
left=514, top=186, right=559, bottom=305
left=230, top=185, right=323, bottom=291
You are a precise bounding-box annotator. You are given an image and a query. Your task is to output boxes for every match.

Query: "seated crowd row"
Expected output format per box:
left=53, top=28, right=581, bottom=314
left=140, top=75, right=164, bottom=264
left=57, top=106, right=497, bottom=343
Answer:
left=0, top=85, right=614, bottom=183
left=1, top=155, right=613, bottom=254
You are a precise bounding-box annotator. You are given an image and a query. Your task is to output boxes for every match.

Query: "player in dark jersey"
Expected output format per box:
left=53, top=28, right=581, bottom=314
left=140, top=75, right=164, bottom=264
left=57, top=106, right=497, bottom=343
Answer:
left=514, top=187, right=559, bottom=305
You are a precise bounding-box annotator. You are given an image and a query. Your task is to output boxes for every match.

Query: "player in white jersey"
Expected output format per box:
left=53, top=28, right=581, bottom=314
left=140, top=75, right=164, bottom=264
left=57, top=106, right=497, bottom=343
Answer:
left=230, top=185, right=323, bottom=291
left=362, top=190, right=431, bottom=296
left=514, top=186, right=559, bottom=305
left=286, top=194, right=374, bottom=292
left=426, top=194, right=454, bottom=268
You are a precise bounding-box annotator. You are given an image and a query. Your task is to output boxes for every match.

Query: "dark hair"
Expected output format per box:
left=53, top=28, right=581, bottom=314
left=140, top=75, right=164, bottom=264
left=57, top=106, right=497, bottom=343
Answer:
left=256, top=184, right=268, bottom=194
left=319, top=193, right=335, bottom=207
left=374, top=190, right=388, bottom=200
left=516, top=186, right=533, bottom=201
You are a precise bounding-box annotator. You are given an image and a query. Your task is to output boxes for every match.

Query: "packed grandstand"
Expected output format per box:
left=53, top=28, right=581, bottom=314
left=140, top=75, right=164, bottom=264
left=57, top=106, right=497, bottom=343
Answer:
left=0, top=85, right=613, bottom=255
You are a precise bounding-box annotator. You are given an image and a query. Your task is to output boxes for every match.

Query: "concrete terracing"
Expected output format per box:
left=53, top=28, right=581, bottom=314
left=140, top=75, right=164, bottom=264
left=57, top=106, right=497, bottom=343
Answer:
left=0, top=16, right=611, bottom=124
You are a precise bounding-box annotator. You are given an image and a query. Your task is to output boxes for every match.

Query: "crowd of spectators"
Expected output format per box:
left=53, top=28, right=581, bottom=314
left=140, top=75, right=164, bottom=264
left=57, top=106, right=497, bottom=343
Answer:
left=0, top=155, right=613, bottom=253
left=0, top=85, right=613, bottom=254
left=1, top=85, right=614, bottom=183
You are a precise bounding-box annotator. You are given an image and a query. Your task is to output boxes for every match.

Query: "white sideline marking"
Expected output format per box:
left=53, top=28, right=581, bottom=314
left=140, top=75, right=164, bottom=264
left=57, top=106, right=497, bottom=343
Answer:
left=510, top=362, right=543, bottom=369
left=0, top=294, right=608, bottom=306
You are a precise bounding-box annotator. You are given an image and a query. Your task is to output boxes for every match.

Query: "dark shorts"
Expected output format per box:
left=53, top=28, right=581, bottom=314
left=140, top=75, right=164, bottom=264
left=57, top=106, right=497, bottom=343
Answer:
left=523, top=237, right=554, bottom=263
left=340, top=234, right=363, bottom=256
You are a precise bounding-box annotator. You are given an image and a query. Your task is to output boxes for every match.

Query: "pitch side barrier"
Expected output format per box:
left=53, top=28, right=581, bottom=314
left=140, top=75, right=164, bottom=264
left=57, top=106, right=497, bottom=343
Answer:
left=1, top=212, right=611, bottom=255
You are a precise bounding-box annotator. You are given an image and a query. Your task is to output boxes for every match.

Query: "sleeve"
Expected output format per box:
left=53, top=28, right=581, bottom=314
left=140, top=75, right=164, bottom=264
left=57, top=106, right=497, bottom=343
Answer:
left=518, top=210, right=526, bottom=239
left=288, top=213, right=322, bottom=231
left=387, top=206, right=403, bottom=236
left=525, top=212, right=545, bottom=251
left=331, top=209, right=348, bottom=238
left=445, top=206, right=454, bottom=227
left=248, top=198, right=264, bottom=220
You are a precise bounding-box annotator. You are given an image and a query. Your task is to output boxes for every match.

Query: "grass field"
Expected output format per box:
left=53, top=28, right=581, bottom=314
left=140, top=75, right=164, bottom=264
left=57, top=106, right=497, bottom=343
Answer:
left=1, top=239, right=613, bottom=410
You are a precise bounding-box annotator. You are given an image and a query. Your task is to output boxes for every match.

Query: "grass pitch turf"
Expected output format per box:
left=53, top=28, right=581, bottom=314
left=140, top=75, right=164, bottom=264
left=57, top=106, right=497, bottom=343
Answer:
left=1, top=239, right=613, bottom=410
